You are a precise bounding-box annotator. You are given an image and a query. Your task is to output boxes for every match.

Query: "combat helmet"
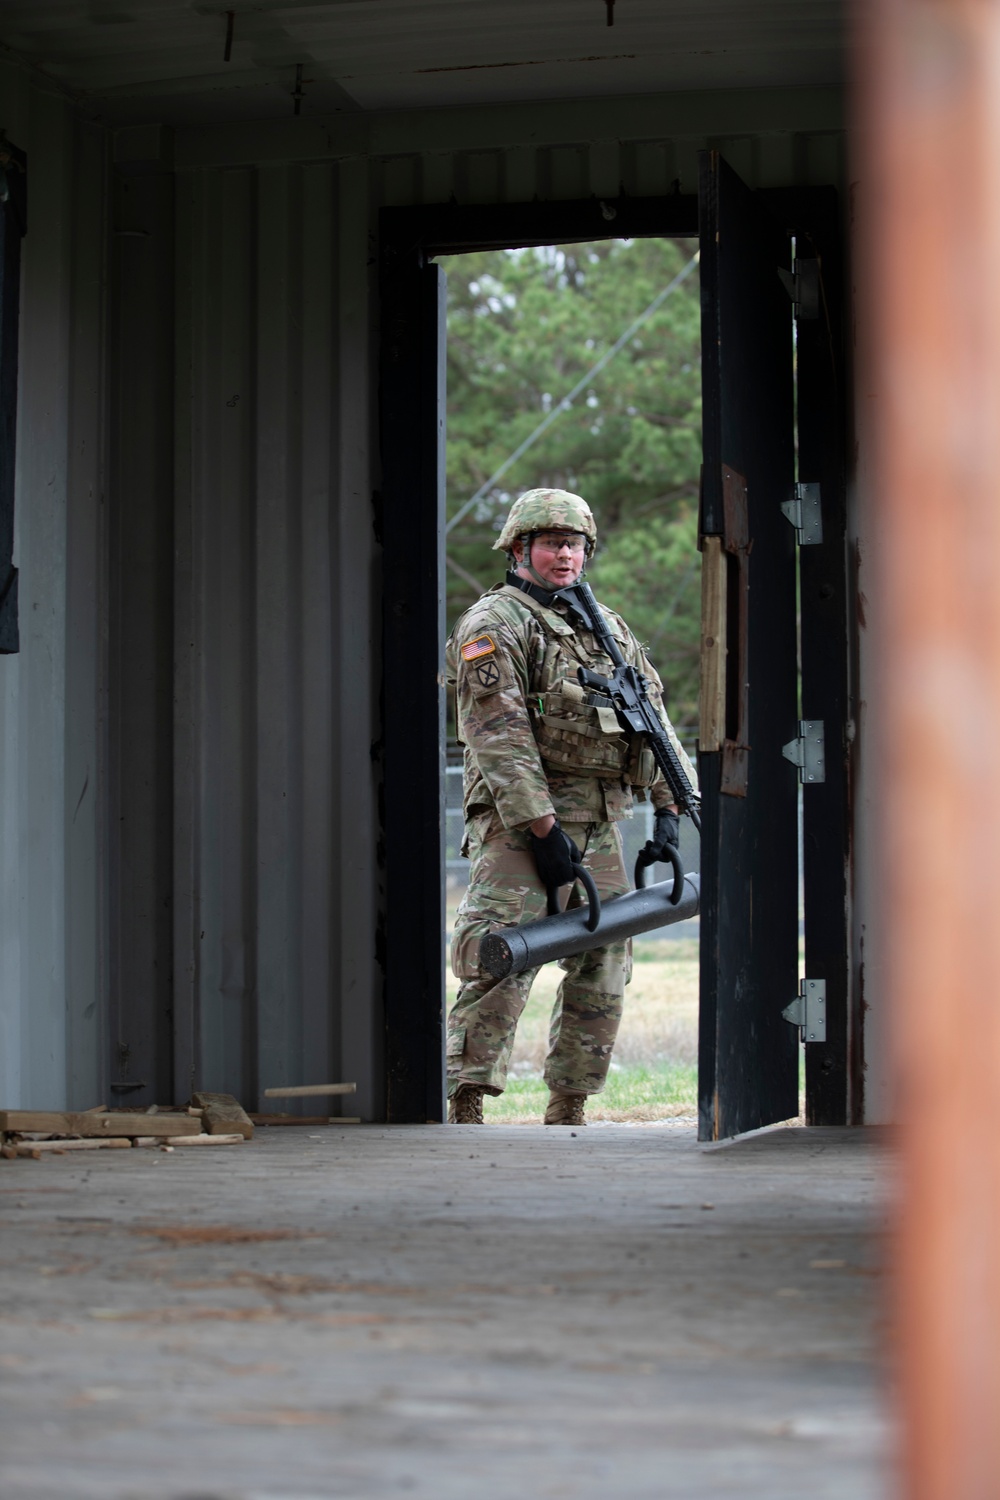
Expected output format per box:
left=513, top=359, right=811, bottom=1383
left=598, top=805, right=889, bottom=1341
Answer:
left=494, top=488, right=597, bottom=563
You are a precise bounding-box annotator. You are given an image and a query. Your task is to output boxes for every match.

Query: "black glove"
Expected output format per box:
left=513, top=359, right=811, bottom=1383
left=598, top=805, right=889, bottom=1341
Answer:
left=528, top=821, right=583, bottom=889
left=640, top=808, right=680, bottom=866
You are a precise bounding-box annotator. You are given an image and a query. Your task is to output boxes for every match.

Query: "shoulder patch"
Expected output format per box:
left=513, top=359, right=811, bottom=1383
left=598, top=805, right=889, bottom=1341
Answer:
left=460, top=633, right=497, bottom=663
left=471, top=657, right=502, bottom=691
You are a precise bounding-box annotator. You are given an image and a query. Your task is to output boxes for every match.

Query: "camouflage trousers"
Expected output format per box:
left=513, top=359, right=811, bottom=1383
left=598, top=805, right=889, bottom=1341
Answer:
left=447, top=815, right=631, bottom=1098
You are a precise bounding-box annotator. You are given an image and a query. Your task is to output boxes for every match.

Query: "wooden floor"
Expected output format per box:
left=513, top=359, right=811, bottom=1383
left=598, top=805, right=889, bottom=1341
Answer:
left=0, top=1122, right=891, bottom=1499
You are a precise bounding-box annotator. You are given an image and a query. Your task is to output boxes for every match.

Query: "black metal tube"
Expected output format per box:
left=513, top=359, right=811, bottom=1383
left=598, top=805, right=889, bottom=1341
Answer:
left=479, top=872, right=700, bottom=979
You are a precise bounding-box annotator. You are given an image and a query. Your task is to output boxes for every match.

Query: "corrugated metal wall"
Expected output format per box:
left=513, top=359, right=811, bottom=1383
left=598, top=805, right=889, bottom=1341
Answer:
left=0, top=60, right=109, bottom=1110
left=373, top=133, right=846, bottom=209
left=171, top=156, right=380, bottom=1115
left=0, top=68, right=848, bottom=1114
left=167, top=108, right=845, bottom=1117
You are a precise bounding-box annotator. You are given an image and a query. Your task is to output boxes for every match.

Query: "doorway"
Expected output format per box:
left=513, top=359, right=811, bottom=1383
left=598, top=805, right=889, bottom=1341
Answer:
left=441, top=235, right=702, bottom=1123
left=378, top=174, right=851, bottom=1133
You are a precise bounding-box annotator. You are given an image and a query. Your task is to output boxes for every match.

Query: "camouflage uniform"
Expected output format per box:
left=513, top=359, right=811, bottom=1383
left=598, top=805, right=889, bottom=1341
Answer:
left=449, top=813, right=631, bottom=1097
left=446, top=491, right=696, bottom=1100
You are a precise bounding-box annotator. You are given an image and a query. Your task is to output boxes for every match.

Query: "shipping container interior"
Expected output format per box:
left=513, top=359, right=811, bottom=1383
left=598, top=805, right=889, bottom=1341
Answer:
left=0, top=3, right=872, bottom=1129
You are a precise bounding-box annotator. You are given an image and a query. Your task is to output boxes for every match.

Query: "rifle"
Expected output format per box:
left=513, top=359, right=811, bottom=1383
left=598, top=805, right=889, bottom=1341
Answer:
left=557, top=579, right=701, bottom=843
left=488, top=574, right=701, bottom=962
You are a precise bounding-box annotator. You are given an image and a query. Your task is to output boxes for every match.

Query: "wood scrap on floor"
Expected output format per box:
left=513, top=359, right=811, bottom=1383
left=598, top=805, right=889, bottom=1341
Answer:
left=190, top=1091, right=254, bottom=1139
left=249, top=1114, right=336, bottom=1125
left=163, top=1133, right=246, bottom=1148
left=0, top=1111, right=201, bottom=1138
left=262, top=1083, right=357, bottom=1098
left=249, top=1114, right=361, bottom=1126
left=12, top=1138, right=132, bottom=1157
left=1, top=1095, right=256, bottom=1160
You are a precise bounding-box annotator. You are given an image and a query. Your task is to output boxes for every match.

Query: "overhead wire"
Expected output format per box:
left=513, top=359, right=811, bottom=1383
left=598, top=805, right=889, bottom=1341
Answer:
left=444, top=248, right=700, bottom=537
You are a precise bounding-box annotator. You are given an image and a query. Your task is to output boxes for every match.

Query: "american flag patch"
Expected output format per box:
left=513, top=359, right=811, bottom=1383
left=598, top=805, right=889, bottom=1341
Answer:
left=460, top=634, right=496, bottom=662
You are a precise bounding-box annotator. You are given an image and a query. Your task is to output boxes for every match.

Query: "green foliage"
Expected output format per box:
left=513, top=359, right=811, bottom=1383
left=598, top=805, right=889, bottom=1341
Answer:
left=445, top=237, right=702, bottom=729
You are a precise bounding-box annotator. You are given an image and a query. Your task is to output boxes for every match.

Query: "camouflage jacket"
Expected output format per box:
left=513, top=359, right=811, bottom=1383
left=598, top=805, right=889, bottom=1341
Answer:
left=446, top=582, right=697, bottom=829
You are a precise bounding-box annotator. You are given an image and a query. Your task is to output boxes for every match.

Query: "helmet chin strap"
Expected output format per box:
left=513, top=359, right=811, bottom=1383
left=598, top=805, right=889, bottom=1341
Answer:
left=505, top=570, right=593, bottom=631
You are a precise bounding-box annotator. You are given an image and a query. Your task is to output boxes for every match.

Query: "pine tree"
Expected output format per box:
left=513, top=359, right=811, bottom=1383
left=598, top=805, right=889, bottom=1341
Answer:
left=445, top=237, right=701, bottom=727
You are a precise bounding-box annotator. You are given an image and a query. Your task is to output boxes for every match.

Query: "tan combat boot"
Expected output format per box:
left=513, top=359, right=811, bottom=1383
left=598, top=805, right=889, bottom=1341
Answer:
left=544, top=1089, right=587, bottom=1126
left=448, top=1085, right=485, bottom=1124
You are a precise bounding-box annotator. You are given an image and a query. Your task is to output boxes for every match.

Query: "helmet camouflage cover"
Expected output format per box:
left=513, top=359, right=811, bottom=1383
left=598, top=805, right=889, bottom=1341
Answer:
left=493, top=488, right=597, bottom=554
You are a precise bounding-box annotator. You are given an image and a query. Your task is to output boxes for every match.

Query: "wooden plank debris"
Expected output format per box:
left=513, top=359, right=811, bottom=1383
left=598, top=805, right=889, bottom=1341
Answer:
left=699, top=534, right=727, bottom=753
left=190, top=1091, right=254, bottom=1139
left=249, top=1113, right=361, bottom=1125
left=262, top=1083, right=357, bottom=1099
left=13, top=1138, right=132, bottom=1157
left=249, top=1114, right=336, bottom=1125
left=0, top=1111, right=201, bottom=1138
left=1, top=1102, right=250, bottom=1160
left=164, top=1133, right=245, bottom=1147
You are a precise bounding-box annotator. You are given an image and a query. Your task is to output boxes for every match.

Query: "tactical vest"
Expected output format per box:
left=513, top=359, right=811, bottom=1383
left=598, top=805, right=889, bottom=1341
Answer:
left=501, top=586, right=658, bottom=788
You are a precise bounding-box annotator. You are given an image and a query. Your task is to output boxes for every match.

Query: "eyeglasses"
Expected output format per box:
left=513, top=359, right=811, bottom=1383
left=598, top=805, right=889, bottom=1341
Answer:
left=532, top=532, right=588, bottom=554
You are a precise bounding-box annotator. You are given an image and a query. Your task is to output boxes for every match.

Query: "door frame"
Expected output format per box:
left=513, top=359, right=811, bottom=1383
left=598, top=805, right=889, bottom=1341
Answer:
left=377, top=187, right=850, bottom=1125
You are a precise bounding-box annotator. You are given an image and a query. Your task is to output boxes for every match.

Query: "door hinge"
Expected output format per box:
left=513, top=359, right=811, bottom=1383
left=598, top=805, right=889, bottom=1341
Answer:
left=783, top=978, right=827, bottom=1042
left=781, top=482, right=823, bottom=546
left=782, top=719, right=826, bottom=783
left=777, top=259, right=819, bottom=320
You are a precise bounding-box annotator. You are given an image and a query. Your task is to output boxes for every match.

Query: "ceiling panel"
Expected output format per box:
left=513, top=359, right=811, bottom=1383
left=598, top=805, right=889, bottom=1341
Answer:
left=0, top=0, right=845, bottom=124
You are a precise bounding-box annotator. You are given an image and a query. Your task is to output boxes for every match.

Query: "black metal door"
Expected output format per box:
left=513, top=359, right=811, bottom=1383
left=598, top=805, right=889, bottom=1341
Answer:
left=697, top=152, right=799, bottom=1140
left=762, top=186, right=852, bottom=1126
left=380, top=255, right=448, bottom=1122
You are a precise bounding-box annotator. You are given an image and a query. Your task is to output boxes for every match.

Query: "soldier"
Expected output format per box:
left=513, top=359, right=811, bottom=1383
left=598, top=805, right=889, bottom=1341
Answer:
left=446, top=487, right=697, bottom=1125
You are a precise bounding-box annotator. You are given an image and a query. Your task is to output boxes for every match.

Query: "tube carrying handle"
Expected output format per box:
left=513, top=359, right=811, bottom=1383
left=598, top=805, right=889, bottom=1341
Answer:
left=545, top=863, right=602, bottom=933
left=634, top=843, right=685, bottom=906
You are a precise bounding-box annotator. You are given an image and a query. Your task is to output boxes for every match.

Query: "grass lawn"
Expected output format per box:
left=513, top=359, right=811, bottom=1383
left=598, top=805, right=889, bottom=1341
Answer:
left=445, top=933, right=807, bottom=1124
left=445, top=937, right=702, bottom=1124
left=480, top=1062, right=698, bottom=1124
